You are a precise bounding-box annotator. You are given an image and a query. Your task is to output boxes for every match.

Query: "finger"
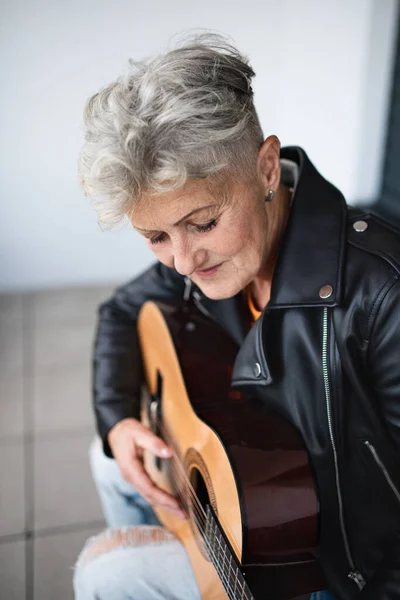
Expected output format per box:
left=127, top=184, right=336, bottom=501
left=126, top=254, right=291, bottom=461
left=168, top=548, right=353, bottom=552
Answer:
left=157, top=504, right=186, bottom=519
left=122, top=458, right=181, bottom=510
left=131, top=424, right=173, bottom=458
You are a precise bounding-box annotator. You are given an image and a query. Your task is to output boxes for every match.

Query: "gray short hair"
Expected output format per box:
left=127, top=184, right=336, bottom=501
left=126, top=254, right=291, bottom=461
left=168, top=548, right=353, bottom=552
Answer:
left=79, top=33, right=264, bottom=226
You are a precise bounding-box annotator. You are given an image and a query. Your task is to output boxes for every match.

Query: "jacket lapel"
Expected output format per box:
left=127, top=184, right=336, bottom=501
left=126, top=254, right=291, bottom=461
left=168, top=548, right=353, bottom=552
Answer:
left=269, top=147, right=347, bottom=309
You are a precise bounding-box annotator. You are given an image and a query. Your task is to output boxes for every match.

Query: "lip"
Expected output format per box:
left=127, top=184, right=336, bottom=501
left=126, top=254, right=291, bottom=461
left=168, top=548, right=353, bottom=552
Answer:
left=195, top=263, right=222, bottom=279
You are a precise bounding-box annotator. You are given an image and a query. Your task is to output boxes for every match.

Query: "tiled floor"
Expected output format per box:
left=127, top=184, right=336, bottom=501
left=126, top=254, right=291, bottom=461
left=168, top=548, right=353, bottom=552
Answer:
left=0, top=286, right=116, bottom=600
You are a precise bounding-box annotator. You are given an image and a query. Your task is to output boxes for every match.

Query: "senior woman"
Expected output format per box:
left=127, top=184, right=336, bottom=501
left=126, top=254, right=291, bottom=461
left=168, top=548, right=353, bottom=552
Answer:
left=74, top=35, right=400, bottom=600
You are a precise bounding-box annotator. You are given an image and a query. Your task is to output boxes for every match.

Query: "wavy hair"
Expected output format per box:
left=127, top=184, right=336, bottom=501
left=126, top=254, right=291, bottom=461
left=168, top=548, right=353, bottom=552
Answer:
left=79, top=33, right=264, bottom=226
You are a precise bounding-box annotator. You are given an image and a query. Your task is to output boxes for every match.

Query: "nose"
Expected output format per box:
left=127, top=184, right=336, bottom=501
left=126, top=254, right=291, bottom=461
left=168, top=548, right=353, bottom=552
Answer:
left=172, top=238, right=206, bottom=276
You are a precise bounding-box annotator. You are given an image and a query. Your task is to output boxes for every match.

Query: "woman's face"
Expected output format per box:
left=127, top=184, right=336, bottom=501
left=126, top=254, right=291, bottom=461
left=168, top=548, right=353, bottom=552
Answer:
left=130, top=174, right=270, bottom=300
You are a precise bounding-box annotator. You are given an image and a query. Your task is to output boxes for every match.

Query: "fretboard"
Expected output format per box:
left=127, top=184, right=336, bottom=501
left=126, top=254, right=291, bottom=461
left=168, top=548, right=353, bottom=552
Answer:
left=205, top=505, right=255, bottom=600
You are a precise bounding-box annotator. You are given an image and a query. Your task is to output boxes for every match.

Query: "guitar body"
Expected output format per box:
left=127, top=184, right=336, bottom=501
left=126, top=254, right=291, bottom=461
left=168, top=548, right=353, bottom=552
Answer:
left=137, top=300, right=325, bottom=600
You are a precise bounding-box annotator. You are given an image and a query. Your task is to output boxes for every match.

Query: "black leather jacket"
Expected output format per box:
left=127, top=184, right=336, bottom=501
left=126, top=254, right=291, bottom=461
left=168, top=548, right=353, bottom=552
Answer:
left=93, top=147, right=400, bottom=599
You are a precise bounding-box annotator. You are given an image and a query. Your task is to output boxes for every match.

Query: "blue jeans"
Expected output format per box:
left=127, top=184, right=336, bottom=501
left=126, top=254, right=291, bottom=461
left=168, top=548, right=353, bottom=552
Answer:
left=73, top=439, right=334, bottom=600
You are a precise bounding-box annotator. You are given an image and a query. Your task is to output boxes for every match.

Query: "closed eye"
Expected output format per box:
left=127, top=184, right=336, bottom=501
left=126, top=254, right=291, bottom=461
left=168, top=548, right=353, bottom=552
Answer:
left=149, top=232, right=168, bottom=245
left=194, top=219, right=217, bottom=233
left=149, top=219, right=218, bottom=245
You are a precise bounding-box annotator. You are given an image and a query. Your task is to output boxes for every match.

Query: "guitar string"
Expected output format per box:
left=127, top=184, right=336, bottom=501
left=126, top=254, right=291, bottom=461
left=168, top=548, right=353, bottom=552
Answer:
left=174, top=494, right=251, bottom=600
left=179, top=498, right=253, bottom=600
left=191, top=509, right=253, bottom=600
left=153, top=419, right=253, bottom=600
left=157, top=417, right=238, bottom=550
left=157, top=415, right=238, bottom=547
left=156, top=416, right=243, bottom=564
left=191, top=511, right=248, bottom=600
left=156, top=419, right=207, bottom=522
left=157, top=418, right=235, bottom=537
left=151, top=404, right=238, bottom=539
left=159, top=453, right=253, bottom=600
left=154, top=419, right=251, bottom=599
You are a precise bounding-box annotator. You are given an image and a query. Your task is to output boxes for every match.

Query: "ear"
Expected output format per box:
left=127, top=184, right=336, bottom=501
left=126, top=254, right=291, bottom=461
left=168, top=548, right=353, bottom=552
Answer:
left=257, top=135, right=281, bottom=194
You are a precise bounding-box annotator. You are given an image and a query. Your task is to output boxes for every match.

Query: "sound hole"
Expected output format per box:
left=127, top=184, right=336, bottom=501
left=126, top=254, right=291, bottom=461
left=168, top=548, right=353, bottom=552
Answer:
left=189, top=465, right=214, bottom=561
left=185, top=449, right=216, bottom=561
left=190, top=466, right=211, bottom=515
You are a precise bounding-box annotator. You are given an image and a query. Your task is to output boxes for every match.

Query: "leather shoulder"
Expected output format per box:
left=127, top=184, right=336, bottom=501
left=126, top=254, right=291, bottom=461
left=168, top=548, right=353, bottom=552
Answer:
left=347, top=207, right=400, bottom=275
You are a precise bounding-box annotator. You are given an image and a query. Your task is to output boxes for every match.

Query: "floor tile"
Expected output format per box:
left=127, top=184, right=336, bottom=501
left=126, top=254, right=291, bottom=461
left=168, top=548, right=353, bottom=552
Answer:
left=34, top=526, right=100, bottom=600
left=33, top=324, right=94, bottom=372
left=0, top=293, right=23, bottom=323
left=0, top=441, right=25, bottom=537
left=34, top=432, right=103, bottom=531
left=0, top=318, right=24, bottom=372
left=33, top=286, right=115, bottom=328
left=32, top=363, right=94, bottom=434
left=0, top=370, right=24, bottom=439
left=0, top=539, right=25, bottom=600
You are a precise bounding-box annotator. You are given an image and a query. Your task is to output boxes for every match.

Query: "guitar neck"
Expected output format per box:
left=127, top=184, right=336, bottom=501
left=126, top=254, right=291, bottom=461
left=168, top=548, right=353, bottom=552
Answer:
left=205, top=506, right=255, bottom=600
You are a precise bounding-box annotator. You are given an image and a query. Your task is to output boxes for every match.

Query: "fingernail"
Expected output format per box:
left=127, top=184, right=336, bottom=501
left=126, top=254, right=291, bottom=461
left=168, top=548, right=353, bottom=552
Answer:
left=160, top=448, right=171, bottom=457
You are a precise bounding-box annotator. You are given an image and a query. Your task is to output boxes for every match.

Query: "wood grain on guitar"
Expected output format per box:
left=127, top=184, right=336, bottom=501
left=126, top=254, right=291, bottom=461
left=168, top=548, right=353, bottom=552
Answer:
left=137, top=300, right=325, bottom=600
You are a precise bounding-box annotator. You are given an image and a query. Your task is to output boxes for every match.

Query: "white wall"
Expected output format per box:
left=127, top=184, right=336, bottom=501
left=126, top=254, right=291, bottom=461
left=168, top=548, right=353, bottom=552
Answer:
left=0, top=0, right=398, bottom=291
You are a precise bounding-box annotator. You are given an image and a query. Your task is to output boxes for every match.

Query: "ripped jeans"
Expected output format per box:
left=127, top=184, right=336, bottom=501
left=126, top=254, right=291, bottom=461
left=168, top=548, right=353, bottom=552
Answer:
left=73, top=439, right=334, bottom=600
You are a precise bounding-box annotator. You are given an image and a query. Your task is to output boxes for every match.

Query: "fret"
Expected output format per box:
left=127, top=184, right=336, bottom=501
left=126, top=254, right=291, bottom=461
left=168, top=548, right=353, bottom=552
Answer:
left=228, top=554, right=233, bottom=595
left=222, top=539, right=227, bottom=571
left=233, top=565, right=239, bottom=596
left=208, top=540, right=232, bottom=599
left=240, top=574, right=246, bottom=600
left=205, top=513, right=212, bottom=561
left=222, top=544, right=231, bottom=597
left=217, top=528, right=223, bottom=563
left=221, top=541, right=235, bottom=600
left=215, top=534, right=234, bottom=599
left=210, top=516, right=217, bottom=561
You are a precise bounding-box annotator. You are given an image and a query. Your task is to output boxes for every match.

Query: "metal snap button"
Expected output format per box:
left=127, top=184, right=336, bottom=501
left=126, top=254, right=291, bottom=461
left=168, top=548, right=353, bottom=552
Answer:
left=254, top=362, right=262, bottom=377
left=319, top=285, right=333, bottom=299
left=185, top=322, right=196, bottom=332
left=353, top=220, right=368, bottom=232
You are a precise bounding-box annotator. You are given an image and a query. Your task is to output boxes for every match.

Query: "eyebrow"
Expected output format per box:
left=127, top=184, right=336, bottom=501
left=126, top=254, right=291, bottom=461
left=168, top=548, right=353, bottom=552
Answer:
left=134, top=205, right=216, bottom=233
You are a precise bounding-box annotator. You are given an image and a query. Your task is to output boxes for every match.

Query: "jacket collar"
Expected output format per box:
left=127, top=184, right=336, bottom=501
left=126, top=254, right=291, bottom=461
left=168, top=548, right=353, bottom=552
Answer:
left=231, top=148, right=348, bottom=389
left=268, top=146, right=347, bottom=308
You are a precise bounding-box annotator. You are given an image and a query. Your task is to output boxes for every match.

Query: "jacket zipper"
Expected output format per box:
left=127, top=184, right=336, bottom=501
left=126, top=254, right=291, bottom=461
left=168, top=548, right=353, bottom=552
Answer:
left=364, top=441, right=400, bottom=505
left=183, top=278, right=213, bottom=318
left=322, top=308, right=366, bottom=591
left=192, top=291, right=213, bottom=318
left=183, top=277, right=192, bottom=301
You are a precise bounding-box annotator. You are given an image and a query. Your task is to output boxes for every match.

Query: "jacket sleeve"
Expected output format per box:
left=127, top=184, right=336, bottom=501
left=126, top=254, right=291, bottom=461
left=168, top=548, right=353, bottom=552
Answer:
left=93, top=261, right=186, bottom=457
left=360, top=275, right=400, bottom=598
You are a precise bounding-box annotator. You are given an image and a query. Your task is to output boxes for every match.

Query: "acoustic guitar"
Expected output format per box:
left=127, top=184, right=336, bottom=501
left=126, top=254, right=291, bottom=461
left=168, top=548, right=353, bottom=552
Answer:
left=137, top=300, right=325, bottom=600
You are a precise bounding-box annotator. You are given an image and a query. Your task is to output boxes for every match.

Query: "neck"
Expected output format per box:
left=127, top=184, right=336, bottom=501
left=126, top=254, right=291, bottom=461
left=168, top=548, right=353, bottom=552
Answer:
left=251, top=183, right=292, bottom=310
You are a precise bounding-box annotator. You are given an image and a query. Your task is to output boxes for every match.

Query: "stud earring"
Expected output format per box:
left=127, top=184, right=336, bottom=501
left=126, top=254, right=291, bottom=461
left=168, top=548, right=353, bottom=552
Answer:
left=266, top=189, right=275, bottom=202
